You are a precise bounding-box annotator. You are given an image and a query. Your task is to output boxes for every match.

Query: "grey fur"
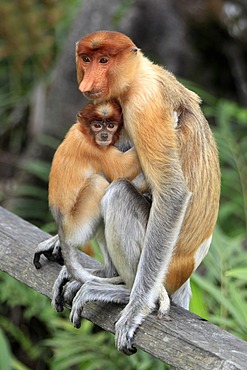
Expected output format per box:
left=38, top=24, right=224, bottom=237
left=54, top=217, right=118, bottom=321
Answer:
left=101, top=178, right=191, bottom=354
left=68, top=178, right=189, bottom=354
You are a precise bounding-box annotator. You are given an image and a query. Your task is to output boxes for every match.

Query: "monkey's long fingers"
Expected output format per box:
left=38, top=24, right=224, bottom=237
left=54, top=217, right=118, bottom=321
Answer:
left=33, top=252, right=43, bottom=270
left=115, top=297, right=158, bottom=355
left=157, top=286, right=171, bottom=320
left=69, top=281, right=104, bottom=328
left=33, top=235, right=61, bottom=269
left=70, top=287, right=86, bottom=328
left=52, top=266, right=71, bottom=312
left=45, top=241, right=64, bottom=265
left=115, top=304, right=140, bottom=355
left=70, top=306, right=83, bottom=329
left=63, top=280, right=82, bottom=308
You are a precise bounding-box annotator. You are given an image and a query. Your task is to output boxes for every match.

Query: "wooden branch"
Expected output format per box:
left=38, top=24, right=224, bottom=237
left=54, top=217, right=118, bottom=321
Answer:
left=0, top=206, right=247, bottom=369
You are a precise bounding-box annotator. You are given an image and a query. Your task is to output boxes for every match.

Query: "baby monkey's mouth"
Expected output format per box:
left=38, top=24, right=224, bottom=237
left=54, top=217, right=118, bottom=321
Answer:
left=96, top=139, right=112, bottom=147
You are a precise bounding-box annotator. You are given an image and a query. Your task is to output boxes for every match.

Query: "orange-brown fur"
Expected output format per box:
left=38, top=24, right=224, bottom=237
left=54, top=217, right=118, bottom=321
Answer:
left=76, top=31, right=221, bottom=295
left=166, top=108, right=220, bottom=293
left=49, top=101, right=142, bottom=234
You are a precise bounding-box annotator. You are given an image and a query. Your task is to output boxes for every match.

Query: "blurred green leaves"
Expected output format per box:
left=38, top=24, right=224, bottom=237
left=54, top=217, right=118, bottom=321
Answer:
left=0, top=0, right=80, bottom=150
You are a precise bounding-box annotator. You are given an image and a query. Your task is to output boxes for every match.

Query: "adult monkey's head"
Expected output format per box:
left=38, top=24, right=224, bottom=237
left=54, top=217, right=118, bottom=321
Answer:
left=76, top=31, right=139, bottom=102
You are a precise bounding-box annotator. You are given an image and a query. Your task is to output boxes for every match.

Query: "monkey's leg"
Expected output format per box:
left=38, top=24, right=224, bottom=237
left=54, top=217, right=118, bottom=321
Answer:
left=102, top=180, right=154, bottom=354
left=52, top=228, right=120, bottom=312
left=33, top=234, right=63, bottom=269
left=69, top=180, right=165, bottom=329
left=70, top=180, right=170, bottom=329
left=53, top=224, right=120, bottom=311
left=70, top=193, right=146, bottom=323
left=102, top=179, right=175, bottom=355
left=52, top=264, right=123, bottom=312
left=71, top=224, right=119, bottom=278
left=51, top=175, right=108, bottom=310
left=102, top=180, right=150, bottom=289
left=53, top=174, right=131, bottom=312
left=101, top=175, right=190, bottom=355
left=58, top=174, right=112, bottom=282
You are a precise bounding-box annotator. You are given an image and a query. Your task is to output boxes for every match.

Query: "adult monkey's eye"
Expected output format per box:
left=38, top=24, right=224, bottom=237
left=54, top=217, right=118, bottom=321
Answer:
left=82, top=55, right=90, bottom=63
left=99, top=57, right=109, bottom=64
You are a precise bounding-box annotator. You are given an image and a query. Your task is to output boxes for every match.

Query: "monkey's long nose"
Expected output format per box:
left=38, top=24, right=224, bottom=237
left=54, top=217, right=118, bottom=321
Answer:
left=79, top=78, right=94, bottom=93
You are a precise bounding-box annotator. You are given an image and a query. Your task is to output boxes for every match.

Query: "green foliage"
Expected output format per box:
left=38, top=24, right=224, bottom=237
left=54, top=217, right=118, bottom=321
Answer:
left=190, top=227, right=247, bottom=340
left=226, top=267, right=247, bottom=280
left=0, top=328, right=12, bottom=370
left=0, top=271, right=57, bottom=368
left=214, top=101, right=247, bottom=237
left=8, top=135, right=61, bottom=230
left=7, top=156, right=54, bottom=229
left=0, top=0, right=80, bottom=86
left=0, top=0, right=80, bottom=153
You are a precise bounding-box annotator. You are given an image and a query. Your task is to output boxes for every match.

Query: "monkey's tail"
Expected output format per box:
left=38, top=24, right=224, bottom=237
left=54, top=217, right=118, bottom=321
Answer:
left=62, top=238, right=122, bottom=284
left=62, top=239, right=97, bottom=283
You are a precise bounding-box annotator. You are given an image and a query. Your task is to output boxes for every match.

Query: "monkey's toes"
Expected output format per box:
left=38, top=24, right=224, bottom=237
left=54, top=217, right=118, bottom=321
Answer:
left=70, top=308, right=82, bottom=329
left=33, top=256, right=42, bottom=269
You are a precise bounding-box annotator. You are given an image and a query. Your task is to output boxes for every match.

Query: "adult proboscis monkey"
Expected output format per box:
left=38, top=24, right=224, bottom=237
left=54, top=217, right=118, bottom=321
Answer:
left=35, top=31, right=220, bottom=356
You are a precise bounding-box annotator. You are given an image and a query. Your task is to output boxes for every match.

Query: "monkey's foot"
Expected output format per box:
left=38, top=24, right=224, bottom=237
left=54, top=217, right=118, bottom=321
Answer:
left=69, top=283, right=89, bottom=328
left=52, top=266, right=71, bottom=312
left=63, top=280, right=82, bottom=308
left=70, top=281, right=131, bottom=328
left=157, top=287, right=171, bottom=320
left=33, top=234, right=64, bottom=269
left=69, top=281, right=112, bottom=328
left=115, top=301, right=153, bottom=355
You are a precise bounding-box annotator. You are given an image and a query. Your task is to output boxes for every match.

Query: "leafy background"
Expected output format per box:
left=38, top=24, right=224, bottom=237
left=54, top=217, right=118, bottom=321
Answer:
left=0, top=1, right=246, bottom=369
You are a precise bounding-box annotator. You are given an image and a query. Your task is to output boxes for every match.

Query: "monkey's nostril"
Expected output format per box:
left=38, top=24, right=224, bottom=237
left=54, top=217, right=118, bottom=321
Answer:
left=101, top=133, right=109, bottom=141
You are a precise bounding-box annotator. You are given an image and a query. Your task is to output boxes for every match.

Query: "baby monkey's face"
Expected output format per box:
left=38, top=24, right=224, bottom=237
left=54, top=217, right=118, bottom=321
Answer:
left=90, top=120, right=119, bottom=147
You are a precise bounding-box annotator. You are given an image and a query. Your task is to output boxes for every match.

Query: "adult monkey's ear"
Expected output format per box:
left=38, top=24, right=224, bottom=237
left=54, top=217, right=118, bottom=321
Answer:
left=131, top=47, right=139, bottom=52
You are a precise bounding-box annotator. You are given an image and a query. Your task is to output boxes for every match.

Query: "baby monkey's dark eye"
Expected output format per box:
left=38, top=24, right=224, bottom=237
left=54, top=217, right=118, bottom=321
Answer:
left=107, top=122, right=118, bottom=131
left=92, top=122, right=103, bottom=130
left=107, top=123, right=115, bottom=129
